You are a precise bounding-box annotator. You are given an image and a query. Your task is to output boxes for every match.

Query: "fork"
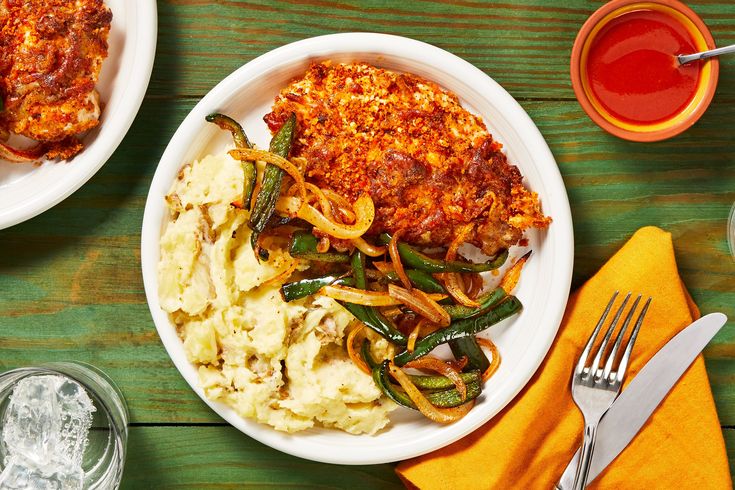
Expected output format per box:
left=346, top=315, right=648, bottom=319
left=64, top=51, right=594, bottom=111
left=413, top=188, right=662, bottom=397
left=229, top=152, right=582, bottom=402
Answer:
left=571, top=291, right=652, bottom=490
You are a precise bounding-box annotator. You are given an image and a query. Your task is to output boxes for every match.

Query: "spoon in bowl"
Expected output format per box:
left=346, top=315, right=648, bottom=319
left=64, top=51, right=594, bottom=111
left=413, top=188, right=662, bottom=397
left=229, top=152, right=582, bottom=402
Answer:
left=678, top=44, right=735, bottom=65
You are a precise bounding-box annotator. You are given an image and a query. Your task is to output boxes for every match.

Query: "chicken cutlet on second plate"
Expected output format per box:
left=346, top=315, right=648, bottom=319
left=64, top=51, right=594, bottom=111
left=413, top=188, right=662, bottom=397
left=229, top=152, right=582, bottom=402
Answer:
left=265, top=62, right=550, bottom=256
left=0, top=0, right=112, bottom=160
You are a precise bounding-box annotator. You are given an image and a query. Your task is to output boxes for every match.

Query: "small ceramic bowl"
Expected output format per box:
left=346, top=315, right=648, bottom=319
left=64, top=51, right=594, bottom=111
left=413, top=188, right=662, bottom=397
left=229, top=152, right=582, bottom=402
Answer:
left=571, top=0, right=719, bottom=142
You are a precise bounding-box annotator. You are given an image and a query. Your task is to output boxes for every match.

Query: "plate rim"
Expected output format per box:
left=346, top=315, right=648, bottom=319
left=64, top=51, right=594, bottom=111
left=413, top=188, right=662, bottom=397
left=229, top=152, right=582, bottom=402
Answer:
left=0, top=0, right=158, bottom=230
left=141, top=32, right=574, bottom=465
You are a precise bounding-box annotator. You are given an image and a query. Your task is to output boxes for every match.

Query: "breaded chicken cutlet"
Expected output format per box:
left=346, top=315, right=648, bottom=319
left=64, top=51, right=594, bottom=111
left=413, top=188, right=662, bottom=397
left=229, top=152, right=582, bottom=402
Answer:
left=265, top=62, right=550, bottom=256
left=0, top=0, right=112, bottom=160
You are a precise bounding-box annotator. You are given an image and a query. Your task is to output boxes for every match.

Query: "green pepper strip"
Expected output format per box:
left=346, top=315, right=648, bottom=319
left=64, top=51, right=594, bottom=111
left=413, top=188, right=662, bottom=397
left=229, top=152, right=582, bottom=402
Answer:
left=249, top=113, right=296, bottom=250
left=393, top=296, right=523, bottom=365
left=372, top=361, right=482, bottom=409
left=382, top=269, right=447, bottom=294
left=205, top=113, right=256, bottom=210
left=288, top=231, right=350, bottom=263
left=378, top=233, right=508, bottom=273
left=280, top=276, right=354, bottom=302
left=449, top=337, right=490, bottom=372
left=341, top=251, right=408, bottom=345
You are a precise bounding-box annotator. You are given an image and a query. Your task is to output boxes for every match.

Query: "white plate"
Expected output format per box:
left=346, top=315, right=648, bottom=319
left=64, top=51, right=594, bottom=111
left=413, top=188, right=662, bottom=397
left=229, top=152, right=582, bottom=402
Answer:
left=0, top=0, right=157, bottom=230
left=141, top=33, right=574, bottom=465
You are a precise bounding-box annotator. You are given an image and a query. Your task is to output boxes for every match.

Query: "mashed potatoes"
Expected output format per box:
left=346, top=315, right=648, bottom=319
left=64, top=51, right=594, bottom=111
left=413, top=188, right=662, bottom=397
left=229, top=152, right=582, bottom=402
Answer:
left=158, top=151, right=395, bottom=434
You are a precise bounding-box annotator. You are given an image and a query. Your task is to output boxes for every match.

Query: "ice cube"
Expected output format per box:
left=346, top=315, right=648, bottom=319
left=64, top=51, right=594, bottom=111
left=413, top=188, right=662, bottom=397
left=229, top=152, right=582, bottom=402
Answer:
left=0, top=374, right=96, bottom=489
left=54, top=378, right=95, bottom=467
left=0, top=456, right=83, bottom=490
left=1, top=376, right=61, bottom=466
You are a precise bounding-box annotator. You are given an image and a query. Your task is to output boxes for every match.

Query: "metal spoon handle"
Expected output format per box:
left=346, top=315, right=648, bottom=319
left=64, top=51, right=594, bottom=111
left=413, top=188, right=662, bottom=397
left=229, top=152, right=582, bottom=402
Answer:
left=678, top=44, right=735, bottom=65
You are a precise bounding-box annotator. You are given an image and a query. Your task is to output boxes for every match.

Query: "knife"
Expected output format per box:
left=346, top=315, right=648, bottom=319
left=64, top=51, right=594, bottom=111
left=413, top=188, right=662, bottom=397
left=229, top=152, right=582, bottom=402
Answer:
left=555, top=312, right=727, bottom=489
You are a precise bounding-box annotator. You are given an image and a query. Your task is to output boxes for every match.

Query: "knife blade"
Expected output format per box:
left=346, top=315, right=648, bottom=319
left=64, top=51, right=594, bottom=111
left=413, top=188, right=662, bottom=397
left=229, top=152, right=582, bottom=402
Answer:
left=556, top=312, right=727, bottom=490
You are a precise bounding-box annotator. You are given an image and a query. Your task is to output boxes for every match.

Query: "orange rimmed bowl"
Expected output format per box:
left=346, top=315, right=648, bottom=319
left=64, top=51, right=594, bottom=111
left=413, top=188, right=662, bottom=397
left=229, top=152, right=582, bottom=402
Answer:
left=571, top=0, right=719, bottom=142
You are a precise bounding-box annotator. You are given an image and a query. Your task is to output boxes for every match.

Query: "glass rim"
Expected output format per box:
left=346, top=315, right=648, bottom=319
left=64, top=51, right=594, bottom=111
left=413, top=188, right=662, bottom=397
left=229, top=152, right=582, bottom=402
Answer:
left=0, top=362, right=128, bottom=441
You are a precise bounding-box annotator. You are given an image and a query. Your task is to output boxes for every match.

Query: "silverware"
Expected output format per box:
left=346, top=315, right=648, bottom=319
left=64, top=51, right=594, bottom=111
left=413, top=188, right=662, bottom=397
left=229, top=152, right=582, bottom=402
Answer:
left=570, top=292, right=651, bottom=490
left=678, top=43, right=735, bottom=65
left=555, top=312, right=727, bottom=490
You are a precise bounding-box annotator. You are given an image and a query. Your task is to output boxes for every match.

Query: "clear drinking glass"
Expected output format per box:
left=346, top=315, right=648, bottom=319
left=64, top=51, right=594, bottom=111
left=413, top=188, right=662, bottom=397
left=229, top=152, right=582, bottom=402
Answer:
left=0, top=362, right=128, bottom=489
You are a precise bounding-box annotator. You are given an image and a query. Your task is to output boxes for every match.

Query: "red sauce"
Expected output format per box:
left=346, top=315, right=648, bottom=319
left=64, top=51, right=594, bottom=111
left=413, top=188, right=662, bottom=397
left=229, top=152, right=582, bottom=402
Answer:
left=587, top=9, right=701, bottom=125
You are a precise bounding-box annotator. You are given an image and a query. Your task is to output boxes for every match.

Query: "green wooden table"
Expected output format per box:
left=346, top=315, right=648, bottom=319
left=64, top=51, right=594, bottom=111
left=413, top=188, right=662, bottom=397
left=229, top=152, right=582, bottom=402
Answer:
left=1, top=1, right=734, bottom=487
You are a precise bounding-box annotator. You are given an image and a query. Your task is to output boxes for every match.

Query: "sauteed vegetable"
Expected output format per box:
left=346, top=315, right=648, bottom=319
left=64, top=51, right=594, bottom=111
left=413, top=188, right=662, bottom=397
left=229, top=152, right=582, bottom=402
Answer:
left=208, top=111, right=531, bottom=425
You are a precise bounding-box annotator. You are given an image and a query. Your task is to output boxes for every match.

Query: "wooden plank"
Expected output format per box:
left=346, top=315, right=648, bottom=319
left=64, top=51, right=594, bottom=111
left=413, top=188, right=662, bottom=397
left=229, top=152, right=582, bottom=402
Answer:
left=0, top=98, right=733, bottom=425
left=121, top=425, right=734, bottom=487
left=726, top=428, right=735, bottom=480
left=121, top=425, right=403, bottom=489
left=152, top=1, right=735, bottom=100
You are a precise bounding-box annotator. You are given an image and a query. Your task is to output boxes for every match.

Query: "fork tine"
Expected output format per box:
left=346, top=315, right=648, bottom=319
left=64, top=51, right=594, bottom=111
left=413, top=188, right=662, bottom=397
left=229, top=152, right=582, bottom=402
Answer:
left=576, top=291, right=619, bottom=375
left=589, top=292, right=631, bottom=378
left=602, top=294, right=642, bottom=381
left=614, top=297, right=652, bottom=383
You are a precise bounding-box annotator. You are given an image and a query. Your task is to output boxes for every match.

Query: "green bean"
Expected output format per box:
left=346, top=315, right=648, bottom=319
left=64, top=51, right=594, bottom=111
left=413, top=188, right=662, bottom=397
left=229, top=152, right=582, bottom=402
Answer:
left=205, top=113, right=253, bottom=148
left=372, top=360, right=482, bottom=409
left=443, top=287, right=506, bottom=320
left=361, top=338, right=482, bottom=389
left=382, top=269, right=447, bottom=294
left=249, top=113, right=296, bottom=250
left=351, top=250, right=367, bottom=289
left=341, top=302, right=407, bottom=346
left=361, top=339, right=379, bottom=370
left=378, top=233, right=508, bottom=273
left=449, top=337, right=490, bottom=372
left=280, top=275, right=353, bottom=302
left=342, top=250, right=407, bottom=345
left=400, top=287, right=505, bottom=320
left=410, top=370, right=481, bottom=390
left=393, top=296, right=522, bottom=365
left=288, top=231, right=349, bottom=263
left=205, top=113, right=256, bottom=209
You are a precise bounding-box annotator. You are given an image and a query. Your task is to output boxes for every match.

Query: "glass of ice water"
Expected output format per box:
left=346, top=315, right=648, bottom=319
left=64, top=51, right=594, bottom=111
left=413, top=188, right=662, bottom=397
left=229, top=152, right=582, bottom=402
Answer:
left=0, top=362, right=128, bottom=489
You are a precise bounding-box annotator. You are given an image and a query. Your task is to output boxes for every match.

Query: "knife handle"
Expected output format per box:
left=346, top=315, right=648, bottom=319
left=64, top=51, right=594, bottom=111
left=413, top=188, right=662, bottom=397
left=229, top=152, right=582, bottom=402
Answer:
left=572, top=423, right=598, bottom=489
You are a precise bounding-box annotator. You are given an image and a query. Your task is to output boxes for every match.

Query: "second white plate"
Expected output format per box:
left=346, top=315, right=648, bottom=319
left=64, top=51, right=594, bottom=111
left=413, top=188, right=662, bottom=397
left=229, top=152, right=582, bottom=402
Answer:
left=0, top=0, right=157, bottom=230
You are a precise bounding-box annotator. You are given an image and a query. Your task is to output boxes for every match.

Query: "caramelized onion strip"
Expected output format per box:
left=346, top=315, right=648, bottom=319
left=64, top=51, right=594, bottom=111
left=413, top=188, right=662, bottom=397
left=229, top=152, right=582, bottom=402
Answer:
left=389, top=230, right=412, bottom=290
left=388, top=284, right=451, bottom=327
left=476, top=337, right=502, bottom=382
left=346, top=323, right=371, bottom=375
left=321, top=284, right=445, bottom=306
left=275, top=194, right=374, bottom=240
left=350, top=237, right=386, bottom=257
left=229, top=148, right=307, bottom=205
left=440, top=224, right=480, bottom=307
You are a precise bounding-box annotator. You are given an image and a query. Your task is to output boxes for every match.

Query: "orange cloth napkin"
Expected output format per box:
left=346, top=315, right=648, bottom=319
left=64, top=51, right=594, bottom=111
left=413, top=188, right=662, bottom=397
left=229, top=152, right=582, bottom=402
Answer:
left=397, top=226, right=731, bottom=489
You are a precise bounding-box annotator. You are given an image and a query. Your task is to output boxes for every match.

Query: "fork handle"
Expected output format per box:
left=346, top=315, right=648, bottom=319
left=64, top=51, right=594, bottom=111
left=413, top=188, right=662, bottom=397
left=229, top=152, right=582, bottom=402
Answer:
left=572, top=422, right=598, bottom=490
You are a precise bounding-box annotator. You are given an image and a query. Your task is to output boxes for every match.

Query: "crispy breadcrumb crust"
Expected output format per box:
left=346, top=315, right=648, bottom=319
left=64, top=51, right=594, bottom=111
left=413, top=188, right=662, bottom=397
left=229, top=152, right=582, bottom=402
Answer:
left=265, top=62, right=550, bottom=255
left=0, top=0, right=111, bottom=159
